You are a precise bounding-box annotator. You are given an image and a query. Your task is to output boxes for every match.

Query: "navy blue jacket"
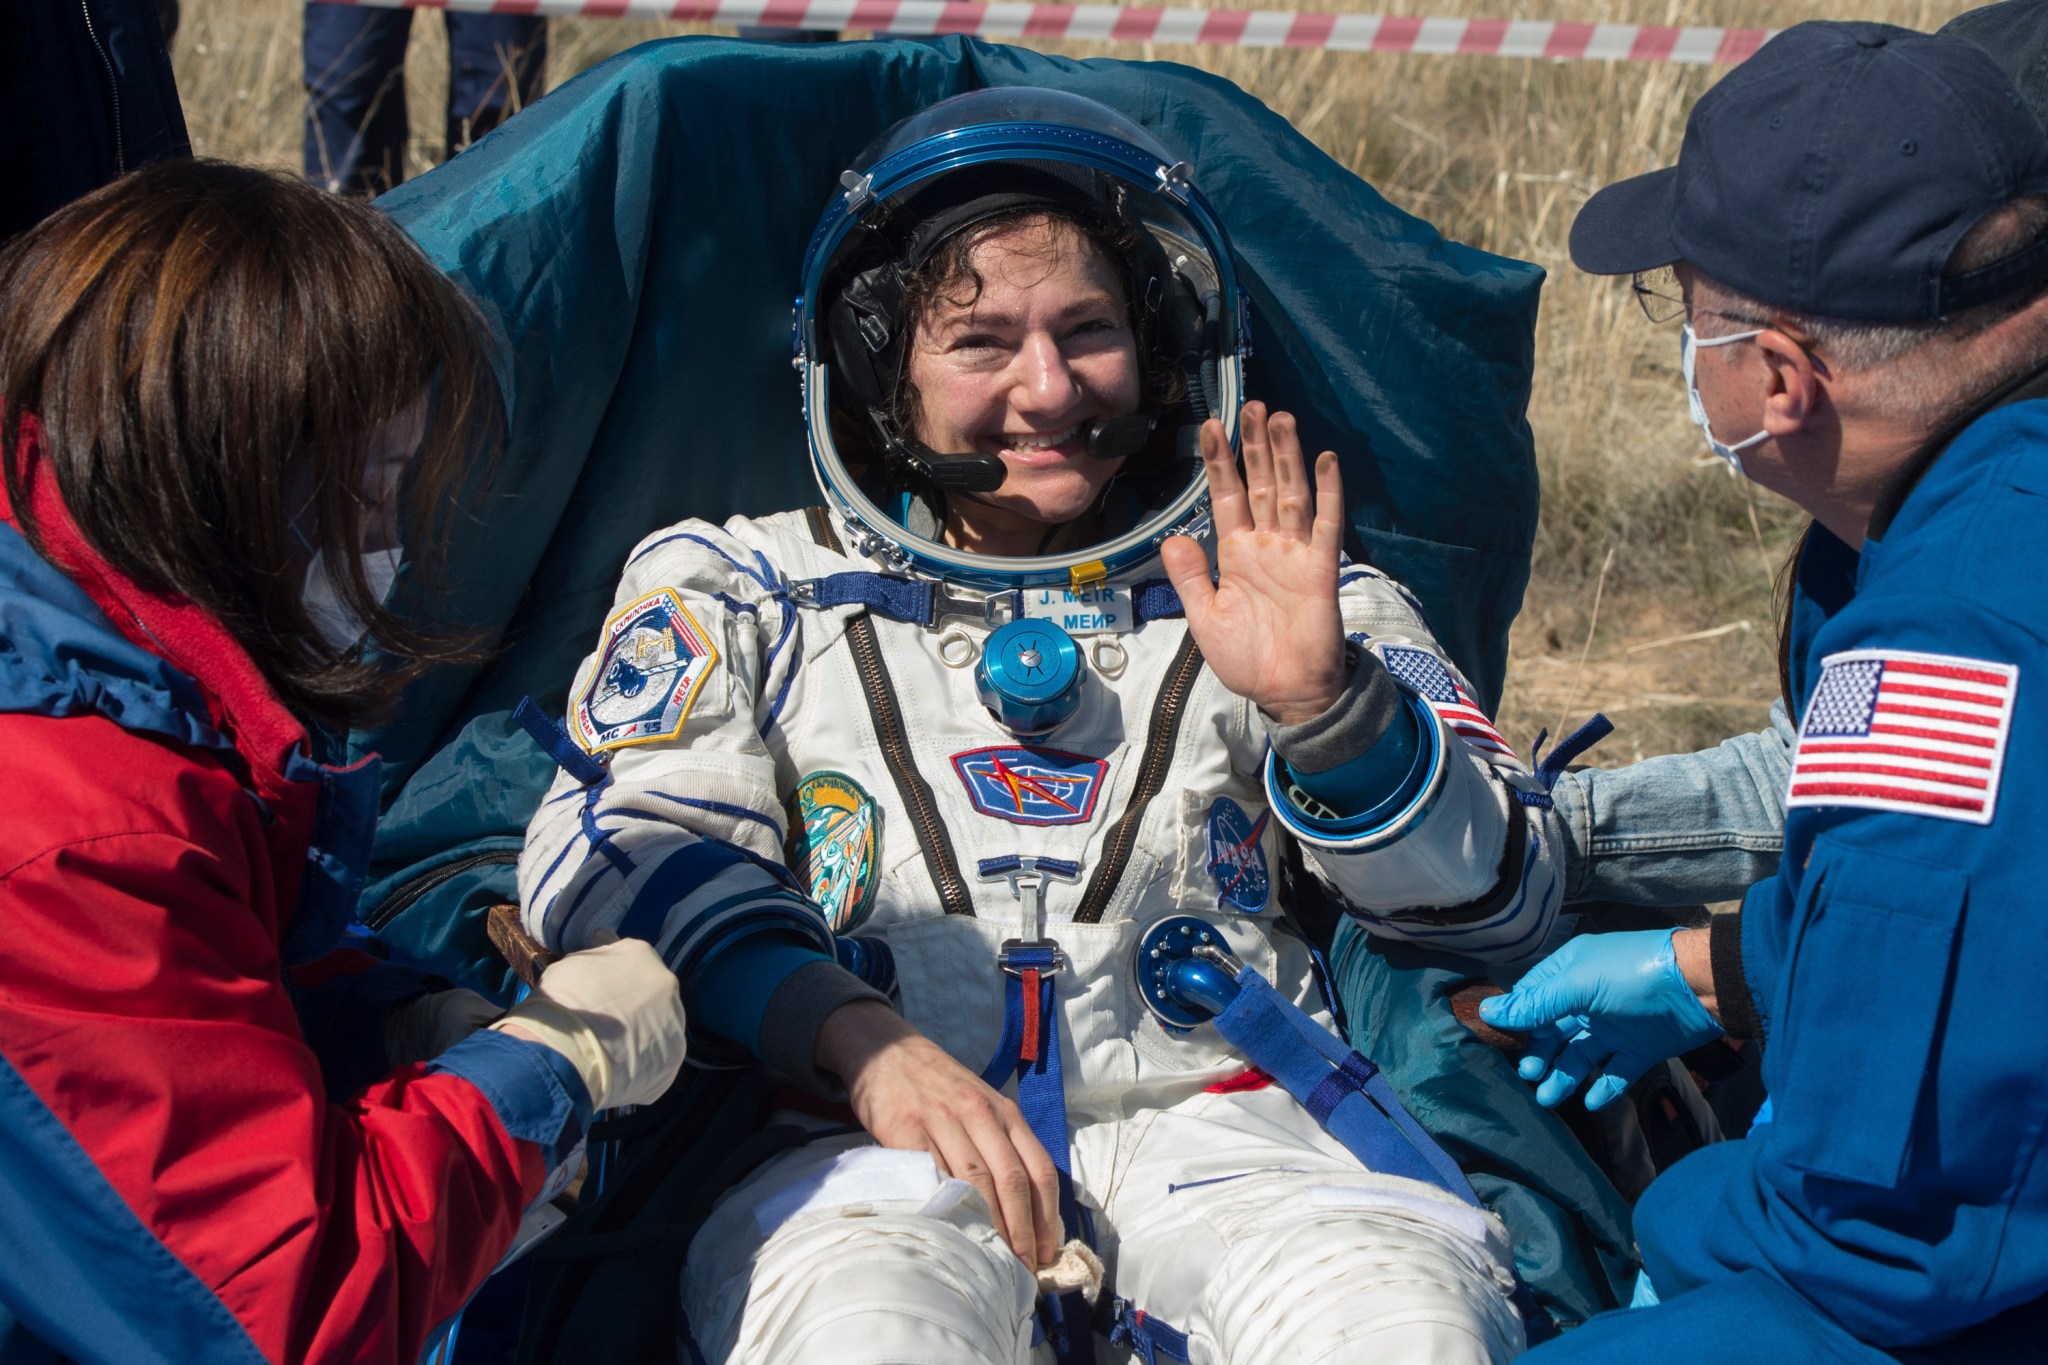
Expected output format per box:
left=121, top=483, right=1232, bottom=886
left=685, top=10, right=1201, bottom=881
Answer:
left=1, top=0, right=188, bottom=241
left=1636, top=393, right=2048, bottom=1347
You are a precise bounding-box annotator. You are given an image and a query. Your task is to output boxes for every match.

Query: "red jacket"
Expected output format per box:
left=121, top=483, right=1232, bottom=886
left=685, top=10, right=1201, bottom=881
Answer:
left=0, top=426, right=589, bottom=1363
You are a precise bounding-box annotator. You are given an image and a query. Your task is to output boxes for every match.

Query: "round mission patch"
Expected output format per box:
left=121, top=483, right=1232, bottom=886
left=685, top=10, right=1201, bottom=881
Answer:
left=785, top=771, right=882, bottom=933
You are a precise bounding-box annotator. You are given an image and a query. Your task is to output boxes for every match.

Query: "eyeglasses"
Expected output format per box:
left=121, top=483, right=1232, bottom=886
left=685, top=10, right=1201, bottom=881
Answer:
left=1631, top=267, right=1686, bottom=324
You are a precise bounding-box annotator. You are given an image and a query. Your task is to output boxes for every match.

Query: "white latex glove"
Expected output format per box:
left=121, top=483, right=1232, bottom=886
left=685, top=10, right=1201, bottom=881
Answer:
left=489, top=937, right=688, bottom=1110
left=386, top=987, right=503, bottom=1068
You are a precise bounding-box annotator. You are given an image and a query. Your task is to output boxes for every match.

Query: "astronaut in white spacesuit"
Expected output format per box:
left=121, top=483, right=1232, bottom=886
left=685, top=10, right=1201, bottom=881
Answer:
left=520, top=89, right=1563, bottom=1364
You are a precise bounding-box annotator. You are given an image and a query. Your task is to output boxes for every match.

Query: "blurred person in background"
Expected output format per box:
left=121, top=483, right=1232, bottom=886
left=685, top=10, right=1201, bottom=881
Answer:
left=0, top=159, right=686, bottom=1362
left=1, top=0, right=188, bottom=242
left=1478, top=21, right=2048, bottom=1362
left=303, top=1, right=546, bottom=198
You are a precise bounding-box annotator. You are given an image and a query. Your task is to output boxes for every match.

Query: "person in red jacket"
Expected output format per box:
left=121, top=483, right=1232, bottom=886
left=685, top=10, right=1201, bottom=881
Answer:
left=0, top=159, right=689, bottom=1363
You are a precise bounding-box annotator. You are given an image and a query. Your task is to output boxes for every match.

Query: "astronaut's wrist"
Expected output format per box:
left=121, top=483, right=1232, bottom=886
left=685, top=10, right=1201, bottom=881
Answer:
left=813, top=997, right=916, bottom=1085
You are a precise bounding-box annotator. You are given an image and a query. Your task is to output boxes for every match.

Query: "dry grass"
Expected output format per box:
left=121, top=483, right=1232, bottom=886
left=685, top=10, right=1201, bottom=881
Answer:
left=174, top=0, right=1979, bottom=764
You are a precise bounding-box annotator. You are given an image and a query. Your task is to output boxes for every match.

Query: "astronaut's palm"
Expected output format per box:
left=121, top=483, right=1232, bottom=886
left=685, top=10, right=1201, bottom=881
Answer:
left=1163, top=405, right=1348, bottom=726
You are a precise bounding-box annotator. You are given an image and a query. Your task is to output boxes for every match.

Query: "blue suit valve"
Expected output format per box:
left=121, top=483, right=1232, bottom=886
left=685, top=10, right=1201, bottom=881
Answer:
left=976, top=618, right=1085, bottom=736
left=1134, top=914, right=1247, bottom=1031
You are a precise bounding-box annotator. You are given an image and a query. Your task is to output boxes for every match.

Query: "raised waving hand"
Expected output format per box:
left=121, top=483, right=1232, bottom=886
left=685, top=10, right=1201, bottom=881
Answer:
left=1160, top=402, right=1350, bottom=725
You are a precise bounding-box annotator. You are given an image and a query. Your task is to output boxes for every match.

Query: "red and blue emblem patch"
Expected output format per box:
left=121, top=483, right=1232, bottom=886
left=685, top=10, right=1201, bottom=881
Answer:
left=952, top=746, right=1108, bottom=826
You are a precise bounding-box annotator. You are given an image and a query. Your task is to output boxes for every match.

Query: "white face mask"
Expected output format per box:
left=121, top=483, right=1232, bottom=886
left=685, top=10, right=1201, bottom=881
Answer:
left=303, top=545, right=401, bottom=651
left=1682, top=321, right=1769, bottom=477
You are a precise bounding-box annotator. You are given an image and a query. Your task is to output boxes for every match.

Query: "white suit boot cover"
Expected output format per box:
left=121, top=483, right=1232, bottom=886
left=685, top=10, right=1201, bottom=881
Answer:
left=682, top=1141, right=1042, bottom=1365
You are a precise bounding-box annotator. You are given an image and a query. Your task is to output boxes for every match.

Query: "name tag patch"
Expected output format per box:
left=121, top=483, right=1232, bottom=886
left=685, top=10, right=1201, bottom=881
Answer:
left=1021, top=584, right=1135, bottom=634
left=574, top=589, right=720, bottom=752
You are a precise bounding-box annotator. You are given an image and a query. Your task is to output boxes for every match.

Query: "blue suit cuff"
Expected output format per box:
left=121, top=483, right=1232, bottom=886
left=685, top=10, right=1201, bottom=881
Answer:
left=429, top=1028, right=593, bottom=1171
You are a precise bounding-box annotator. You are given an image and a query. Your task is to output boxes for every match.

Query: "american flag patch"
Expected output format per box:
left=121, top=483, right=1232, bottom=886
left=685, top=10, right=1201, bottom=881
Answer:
left=1787, top=649, right=2019, bottom=825
left=1381, top=645, right=1515, bottom=758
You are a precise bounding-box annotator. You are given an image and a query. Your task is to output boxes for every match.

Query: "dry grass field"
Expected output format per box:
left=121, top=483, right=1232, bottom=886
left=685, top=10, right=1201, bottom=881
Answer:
left=174, top=0, right=1979, bottom=765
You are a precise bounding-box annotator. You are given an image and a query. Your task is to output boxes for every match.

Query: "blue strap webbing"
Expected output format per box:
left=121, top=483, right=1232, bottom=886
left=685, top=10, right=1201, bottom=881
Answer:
left=804, top=573, right=939, bottom=626
left=979, top=946, right=1091, bottom=1365
left=514, top=695, right=607, bottom=786
left=1108, top=1300, right=1192, bottom=1364
left=1131, top=580, right=1183, bottom=623
left=1527, top=713, right=1615, bottom=798
left=1210, top=967, right=1478, bottom=1204
left=797, top=573, right=1186, bottom=628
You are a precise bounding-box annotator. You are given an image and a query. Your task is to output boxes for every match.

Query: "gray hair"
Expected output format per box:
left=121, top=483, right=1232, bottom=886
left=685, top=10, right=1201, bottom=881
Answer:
left=1698, top=197, right=2048, bottom=419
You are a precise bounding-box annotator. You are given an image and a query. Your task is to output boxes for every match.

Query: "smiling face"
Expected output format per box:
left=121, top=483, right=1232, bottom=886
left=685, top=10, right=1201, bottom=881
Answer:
left=902, top=215, right=1142, bottom=556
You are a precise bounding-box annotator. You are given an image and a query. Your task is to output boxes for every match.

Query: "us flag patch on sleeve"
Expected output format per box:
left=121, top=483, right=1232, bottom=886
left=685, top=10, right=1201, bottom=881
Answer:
left=1787, top=649, right=2019, bottom=825
left=1381, top=645, right=1516, bottom=757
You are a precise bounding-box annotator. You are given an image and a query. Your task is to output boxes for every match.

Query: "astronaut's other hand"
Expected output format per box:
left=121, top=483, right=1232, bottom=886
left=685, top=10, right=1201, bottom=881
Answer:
left=1160, top=402, right=1348, bottom=726
left=816, top=999, right=1061, bottom=1269
left=1478, top=928, right=1722, bottom=1110
left=385, top=986, right=502, bottom=1068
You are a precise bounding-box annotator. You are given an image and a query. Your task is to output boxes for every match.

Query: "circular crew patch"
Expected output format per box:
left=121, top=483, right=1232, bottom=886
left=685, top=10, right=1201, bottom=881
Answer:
left=786, top=771, right=882, bottom=933
left=1206, top=796, right=1271, bottom=912
left=574, top=588, right=721, bottom=752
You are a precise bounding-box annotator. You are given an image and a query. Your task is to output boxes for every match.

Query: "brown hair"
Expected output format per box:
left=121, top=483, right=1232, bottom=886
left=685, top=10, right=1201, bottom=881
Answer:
left=890, top=207, right=1184, bottom=454
left=0, top=159, right=496, bottom=725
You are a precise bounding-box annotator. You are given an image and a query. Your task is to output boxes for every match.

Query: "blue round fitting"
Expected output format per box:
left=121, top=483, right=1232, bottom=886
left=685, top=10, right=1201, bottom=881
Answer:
left=976, top=618, right=1085, bottom=736
left=1133, top=914, right=1242, bottom=1031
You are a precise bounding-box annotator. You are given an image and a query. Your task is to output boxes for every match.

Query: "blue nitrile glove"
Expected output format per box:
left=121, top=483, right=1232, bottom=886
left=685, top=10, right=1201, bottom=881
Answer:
left=1477, top=929, right=1721, bottom=1111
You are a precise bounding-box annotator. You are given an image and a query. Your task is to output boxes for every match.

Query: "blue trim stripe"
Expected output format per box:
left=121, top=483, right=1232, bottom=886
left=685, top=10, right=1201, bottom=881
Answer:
left=429, top=1030, right=592, bottom=1171
left=647, top=791, right=784, bottom=840
left=628, top=533, right=779, bottom=595
left=579, top=781, right=635, bottom=877
left=615, top=840, right=762, bottom=945
left=1380, top=827, right=1557, bottom=955
left=0, top=1052, right=267, bottom=1365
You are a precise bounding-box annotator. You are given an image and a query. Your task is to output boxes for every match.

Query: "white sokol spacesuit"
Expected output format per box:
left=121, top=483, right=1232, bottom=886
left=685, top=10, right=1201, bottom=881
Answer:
left=520, top=90, right=1562, bottom=1365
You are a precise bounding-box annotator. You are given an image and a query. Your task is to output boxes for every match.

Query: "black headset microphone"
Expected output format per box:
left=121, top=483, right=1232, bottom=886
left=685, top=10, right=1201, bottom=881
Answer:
left=882, top=413, right=1159, bottom=494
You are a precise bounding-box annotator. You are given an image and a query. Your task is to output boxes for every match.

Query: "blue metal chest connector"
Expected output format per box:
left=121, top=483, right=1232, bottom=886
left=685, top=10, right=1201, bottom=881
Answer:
left=976, top=617, right=1085, bottom=736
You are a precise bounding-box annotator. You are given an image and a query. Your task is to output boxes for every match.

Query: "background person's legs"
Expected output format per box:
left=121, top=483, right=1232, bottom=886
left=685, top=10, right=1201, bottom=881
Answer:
left=301, top=1, right=412, bottom=196
left=442, top=12, right=546, bottom=160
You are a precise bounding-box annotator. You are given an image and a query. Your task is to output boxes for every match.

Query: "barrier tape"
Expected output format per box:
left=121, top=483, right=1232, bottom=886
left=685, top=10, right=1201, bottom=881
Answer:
left=347, top=0, right=1774, bottom=64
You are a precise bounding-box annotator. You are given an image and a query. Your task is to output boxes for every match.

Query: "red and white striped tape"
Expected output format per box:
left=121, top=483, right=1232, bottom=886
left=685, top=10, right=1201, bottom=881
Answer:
left=353, top=0, right=1774, bottom=64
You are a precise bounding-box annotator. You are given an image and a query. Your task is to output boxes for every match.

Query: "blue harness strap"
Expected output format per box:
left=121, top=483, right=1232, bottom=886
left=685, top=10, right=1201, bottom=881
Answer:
left=1108, top=1299, right=1191, bottom=1364
left=1210, top=966, right=1478, bottom=1204
left=792, top=573, right=1186, bottom=629
left=979, top=943, right=1092, bottom=1365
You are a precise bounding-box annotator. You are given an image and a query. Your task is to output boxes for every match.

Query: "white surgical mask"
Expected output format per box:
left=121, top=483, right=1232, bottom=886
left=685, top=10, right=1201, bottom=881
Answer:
left=1681, top=321, right=1769, bottom=477
left=303, top=544, right=402, bottom=651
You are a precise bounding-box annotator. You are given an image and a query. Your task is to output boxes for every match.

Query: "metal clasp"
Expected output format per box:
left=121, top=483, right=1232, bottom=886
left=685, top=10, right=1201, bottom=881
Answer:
left=932, top=585, right=1021, bottom=629
left=978, top=854, right=1082, bottom=956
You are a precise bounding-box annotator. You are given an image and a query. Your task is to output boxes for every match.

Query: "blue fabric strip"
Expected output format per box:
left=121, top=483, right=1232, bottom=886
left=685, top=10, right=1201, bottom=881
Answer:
left=1211, top=968, right=1476, bottom=1202
left=514, top=696, right=606, bottom=786
left=806, top=572, right=935, bottom=625
left=977, top=854, right=1022, bottom=876
left=1131, top=579, right=1183, bottom=623
left=429, top=1028, right=593, bottom=1171
left=0, top=1052, right=268, bottom=1365
left=615, top=840, right=758, bottom=945
left=645, top=791, right=784, bottom=841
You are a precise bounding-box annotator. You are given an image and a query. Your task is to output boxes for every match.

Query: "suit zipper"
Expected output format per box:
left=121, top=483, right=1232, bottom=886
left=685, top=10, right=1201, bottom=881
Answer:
left=804, top=506, right=973, bottom=916
left=79, top=0, right=126, bottom=174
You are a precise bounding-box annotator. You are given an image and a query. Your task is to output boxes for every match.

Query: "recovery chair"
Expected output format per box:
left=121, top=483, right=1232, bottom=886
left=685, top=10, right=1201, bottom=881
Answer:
left=355, top=35, right=1636, bottom=1355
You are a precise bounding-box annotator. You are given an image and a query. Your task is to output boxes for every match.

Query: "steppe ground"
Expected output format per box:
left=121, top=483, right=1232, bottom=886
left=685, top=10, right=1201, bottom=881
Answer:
left=175, top=0, right=1979, bottom=765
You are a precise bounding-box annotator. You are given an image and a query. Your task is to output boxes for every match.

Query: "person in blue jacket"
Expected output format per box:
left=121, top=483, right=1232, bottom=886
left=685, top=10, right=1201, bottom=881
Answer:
left=1479, top=20, right=2048, bottom=1361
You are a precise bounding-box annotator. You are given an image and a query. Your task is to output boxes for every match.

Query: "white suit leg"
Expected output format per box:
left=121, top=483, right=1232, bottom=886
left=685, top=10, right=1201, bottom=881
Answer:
left=681, top=1135, right=1044, bottom=1365
left=1081, top=1086, right=1525, bottom=1365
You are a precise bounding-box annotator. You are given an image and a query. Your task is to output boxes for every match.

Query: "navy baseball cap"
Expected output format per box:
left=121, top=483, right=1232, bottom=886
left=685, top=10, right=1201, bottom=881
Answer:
left=1571, top=21, right=2048, bottom=322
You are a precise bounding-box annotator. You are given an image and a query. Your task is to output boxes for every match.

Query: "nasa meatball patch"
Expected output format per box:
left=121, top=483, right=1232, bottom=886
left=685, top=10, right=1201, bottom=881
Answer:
left=574, top=589, right=721, bottom=752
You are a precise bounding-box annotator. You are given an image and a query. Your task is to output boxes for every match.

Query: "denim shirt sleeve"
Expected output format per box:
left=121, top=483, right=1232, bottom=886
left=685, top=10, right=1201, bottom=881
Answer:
left=1550, top=699, right=1793, bottom=906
